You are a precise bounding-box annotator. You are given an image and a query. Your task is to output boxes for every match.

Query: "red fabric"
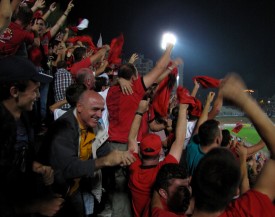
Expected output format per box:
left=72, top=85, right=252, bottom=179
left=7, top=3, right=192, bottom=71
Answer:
left=107, top=76, right=146, bottom=143
left=176, top=86, right=195, bottom=105
left=70, top=57, right=92, bottom=78
left=69, top=26, right=78, bottom=33
left=189, top=98, right=202, bottom=117
left=67, top=35, right=97, bottom=52
left=0, top=22, right=35, bottom=56
left=108, top=34, right=124, bottom=65
left=151, top=207, right=186, bottom=217
left=140, top=134, right=162, bottom=156
left=193, top=76, right=220, bottom=88
left=28, top=31, right=51, bottom=67
left=153, top=67, right=178, bottom=117
left=232, top=122, right=244, bottom=134
left=33, top=10, right=43, bottom=19
left=129, top=153, right=178, bottom=217
left=219, top=190, right=275, bottom=217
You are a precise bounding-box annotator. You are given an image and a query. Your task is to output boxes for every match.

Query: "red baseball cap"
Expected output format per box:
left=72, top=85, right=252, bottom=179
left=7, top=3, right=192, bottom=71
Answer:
left=140, top=134, right=162, bottom=156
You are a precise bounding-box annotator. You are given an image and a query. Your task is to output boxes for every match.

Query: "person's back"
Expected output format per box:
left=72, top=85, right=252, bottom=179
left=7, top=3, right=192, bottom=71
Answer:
left=186, top=119, right=222, bottom=175
left=191, top=74, right=275, bottom=217
left=107, top=73, right=145, bottom=143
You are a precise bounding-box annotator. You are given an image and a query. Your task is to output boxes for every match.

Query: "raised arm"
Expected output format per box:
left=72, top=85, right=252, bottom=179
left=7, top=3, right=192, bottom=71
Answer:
left=246, top=139, right=266, bottom=158
left=191, top=79, right=200, bottom=97
left=155, top=58, right=183, bottom=84
left=41, top=2, right=56, bottom=20
left=220, top=73, right=275, bottom=201
left=193, top=92, right=215, bottom=135
left=143, top=44, right=173, bottom=88
left=50, top=1, right=74, bottom=37
left=236, top=143, right=250, bottom=194
left=31, top=0, right=45, bottom=13
left=169, top=87, right=189, bottom=162
left=0, top=0, right=20, bottom=34
left=128, top=99, right=150, bottom=153
left=208, top=90, right=223, bottom=120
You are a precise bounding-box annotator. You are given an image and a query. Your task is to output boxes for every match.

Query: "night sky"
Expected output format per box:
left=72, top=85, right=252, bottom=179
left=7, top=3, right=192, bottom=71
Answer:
left=58, top=0, right=274, bottom=98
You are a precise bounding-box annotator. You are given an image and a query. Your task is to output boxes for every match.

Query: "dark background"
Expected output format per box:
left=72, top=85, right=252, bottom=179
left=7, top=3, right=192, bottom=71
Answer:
left=54, top=0, right=274, bottom=98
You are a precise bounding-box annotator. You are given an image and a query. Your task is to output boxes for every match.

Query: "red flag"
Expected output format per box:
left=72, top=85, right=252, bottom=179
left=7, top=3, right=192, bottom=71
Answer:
left=152, top=65, right=178, bottom=117
left=108, top=34, right=124, bottom=65
left=67, top=35, right=98, bottom=52
left=193, top=76, right=220, bottom=88
left=232, top=122, right=243, bottom=134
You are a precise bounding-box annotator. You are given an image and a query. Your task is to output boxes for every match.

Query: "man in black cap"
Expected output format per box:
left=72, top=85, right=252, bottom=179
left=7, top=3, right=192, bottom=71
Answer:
left=0, top=56, right=63, bottom=217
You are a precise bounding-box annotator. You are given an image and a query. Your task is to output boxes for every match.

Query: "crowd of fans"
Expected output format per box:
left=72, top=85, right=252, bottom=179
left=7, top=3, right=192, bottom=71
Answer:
left=0, top=1, right=275, bottom=217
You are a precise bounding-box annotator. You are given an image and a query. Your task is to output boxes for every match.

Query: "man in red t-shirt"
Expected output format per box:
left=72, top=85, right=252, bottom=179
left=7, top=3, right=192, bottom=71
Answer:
left=127, top=89, right=189, bottom=217
left=106, top=44, right=181, bottom=217
left=0, top=5, right=39, bottom=56
left=149, top=164, right=192, bottom=217
left=190, top=74, right=275, bottom=217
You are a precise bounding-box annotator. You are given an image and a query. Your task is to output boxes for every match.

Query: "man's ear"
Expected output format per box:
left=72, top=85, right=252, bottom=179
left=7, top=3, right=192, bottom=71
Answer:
left=10, top=86, right=19, bottom=98
left=76, top=102, right=83, bottom=113
left=158, top=188, right=168, bottom=200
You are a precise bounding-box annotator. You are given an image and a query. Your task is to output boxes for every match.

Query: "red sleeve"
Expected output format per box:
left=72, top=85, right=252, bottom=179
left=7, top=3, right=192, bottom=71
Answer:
left=129, top=153, right=142, bottom=172
left=70, top=57, right=92, bottom=76
left=220, top=190, right=275, bottom=217
left=23, top=31, right=35, bottom=45
left=152, top=207, right=186, bottom=217
left=158, top=154, right=178, bottom=169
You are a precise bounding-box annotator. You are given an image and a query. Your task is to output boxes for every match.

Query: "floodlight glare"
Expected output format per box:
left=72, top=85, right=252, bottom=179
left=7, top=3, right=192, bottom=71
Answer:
left=161, top=32, right=176, bottom=50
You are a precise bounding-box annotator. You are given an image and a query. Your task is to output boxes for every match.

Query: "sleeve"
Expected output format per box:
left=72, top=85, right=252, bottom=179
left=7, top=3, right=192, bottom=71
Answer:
left=23, top=31, right=35, bottom=45
left=223, top=190, right=275, bottom=217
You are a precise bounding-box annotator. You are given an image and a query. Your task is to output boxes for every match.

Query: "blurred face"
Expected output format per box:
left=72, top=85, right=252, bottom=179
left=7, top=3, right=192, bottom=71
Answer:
left=17, top=80, right=40, bottom=111
left=32, top=19, right=46, bottom=35
left=166, top=178, right=191, bottom=214
left=77, top=91, right=104, bottom=128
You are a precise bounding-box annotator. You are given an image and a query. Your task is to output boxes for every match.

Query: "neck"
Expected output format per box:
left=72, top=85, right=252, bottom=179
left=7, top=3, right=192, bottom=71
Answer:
left=200, top=143, right=217, bottom=154
left=76, top=111, right=87, bottom=130
left=3, top=99, right=21, bottom=120
left=142, top=158, right=159, bottom=166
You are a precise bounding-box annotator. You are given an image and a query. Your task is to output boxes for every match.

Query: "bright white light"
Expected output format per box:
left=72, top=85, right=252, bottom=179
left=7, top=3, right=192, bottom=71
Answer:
left=161, top=32, right=176, bottom=50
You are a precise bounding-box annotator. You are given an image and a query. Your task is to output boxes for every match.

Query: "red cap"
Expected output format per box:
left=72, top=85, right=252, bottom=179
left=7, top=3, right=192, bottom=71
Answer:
left=140, top=134, right=162, bottom=156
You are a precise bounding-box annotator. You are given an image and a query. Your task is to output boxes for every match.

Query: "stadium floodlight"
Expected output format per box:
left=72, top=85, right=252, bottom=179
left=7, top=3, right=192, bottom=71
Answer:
left=161, top=32, right=176, bottom=50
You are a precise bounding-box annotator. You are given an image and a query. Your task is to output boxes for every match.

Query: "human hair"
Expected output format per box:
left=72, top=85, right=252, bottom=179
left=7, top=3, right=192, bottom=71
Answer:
left=73, top=47, right=87, bottom=62
left=65, top=83, right=87, bottom=107
left=154, top=163, right=189, bottom=192
left=0, top=80, right=30, bottom=101
left=221, top=129, right=231, bottom=147
left=94, top=76, right=108, bottom=92
left=198, top=119, right=221, bottom=146
left=15, top=6, right=33, bottom=27
left=117, top=63, right=137, bottom=80
left=192, top=148, right=241, bottom=213
left=56, top=60, right=67, bottom=69
left=75, top=68, right=94, bottom=88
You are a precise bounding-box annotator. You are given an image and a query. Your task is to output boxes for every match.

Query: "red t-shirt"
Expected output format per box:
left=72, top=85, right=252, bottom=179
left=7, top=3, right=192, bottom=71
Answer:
left=151, top=207, right=186, bottom=217
left=0, top=22, right=34, bottom=56
left=150, top=198, right=186, bottom=217
left=70, top=57, right=92, bottom=78
left=219, top=190, right=275, bottom=217
left=28, top=31, right=51, bottom=67
left=129, top=153, right=178, bottom=217
left=107, top=76, right=146, bottom=143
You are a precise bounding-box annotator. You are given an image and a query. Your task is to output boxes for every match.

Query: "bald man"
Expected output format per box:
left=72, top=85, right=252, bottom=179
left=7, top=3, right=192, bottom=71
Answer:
left=40, top=90, right=135, bottom=217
